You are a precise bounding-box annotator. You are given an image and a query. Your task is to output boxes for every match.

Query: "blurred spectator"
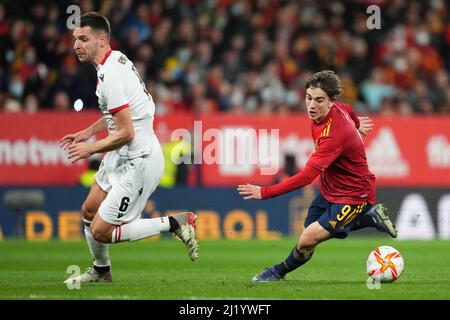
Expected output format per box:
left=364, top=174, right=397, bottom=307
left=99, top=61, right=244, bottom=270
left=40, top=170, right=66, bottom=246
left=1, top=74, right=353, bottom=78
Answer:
left=360, top=68, right=395, bottom=112
left=379, top=97, right=397, bottom=117
left=52, top=91, right=70, bottom=112
left=23, top=93, right=39, bottom=113
left=397, top=100, right=414, bottom=116
left=3, top=98, right=22, bottom=113
left=431, top=68, right=449, bottom=104
left=346, top=38, right=370, bottom=84
left=416, top=97, right=435, bottom=115
left=0, top=4, right=9, bottom=39
left=274, top=154, right=298, bottom=184
left=8, top=73, right=25, bottom=100
left=0, top=0, right=449, bottom=115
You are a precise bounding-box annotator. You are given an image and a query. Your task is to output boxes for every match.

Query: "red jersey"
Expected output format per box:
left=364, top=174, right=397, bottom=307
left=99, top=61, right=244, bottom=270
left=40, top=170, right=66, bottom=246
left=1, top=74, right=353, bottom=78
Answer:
left=261, top=101, right=376, bottom=205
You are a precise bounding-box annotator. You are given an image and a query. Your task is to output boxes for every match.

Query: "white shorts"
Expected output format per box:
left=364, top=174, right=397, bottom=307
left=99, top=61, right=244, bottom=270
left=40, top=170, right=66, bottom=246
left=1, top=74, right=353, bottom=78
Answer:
left=95, top=146, right=164, bottom=225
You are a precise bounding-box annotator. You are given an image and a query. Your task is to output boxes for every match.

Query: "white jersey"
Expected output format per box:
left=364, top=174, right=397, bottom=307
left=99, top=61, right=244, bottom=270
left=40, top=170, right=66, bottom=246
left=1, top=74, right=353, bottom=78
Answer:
left=95, top=50, right=156, bottom=159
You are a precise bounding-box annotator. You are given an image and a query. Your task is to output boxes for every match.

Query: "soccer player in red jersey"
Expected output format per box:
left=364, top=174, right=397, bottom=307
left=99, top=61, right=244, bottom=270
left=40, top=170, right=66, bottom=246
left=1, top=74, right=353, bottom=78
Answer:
left=237, top=70, right=398, bottom=282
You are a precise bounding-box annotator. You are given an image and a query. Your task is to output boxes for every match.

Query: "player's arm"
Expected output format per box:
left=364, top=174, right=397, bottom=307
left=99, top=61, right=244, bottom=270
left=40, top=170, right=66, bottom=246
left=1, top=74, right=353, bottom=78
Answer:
left=60, top=117, right=107, bottom=149
left=88, top=117, right=108, bottom=135
left=89, top=107, right=134, bottom=153
left=238, top=164, right=321, bottom=200
left=238, top=136, right=342, bottom=200
left=67, top=108, right=134, bottom=163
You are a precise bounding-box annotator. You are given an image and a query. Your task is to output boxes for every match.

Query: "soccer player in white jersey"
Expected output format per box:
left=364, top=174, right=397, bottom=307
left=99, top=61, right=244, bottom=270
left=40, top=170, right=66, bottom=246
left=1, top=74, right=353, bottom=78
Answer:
left=61, top=12, right=198, bottom=284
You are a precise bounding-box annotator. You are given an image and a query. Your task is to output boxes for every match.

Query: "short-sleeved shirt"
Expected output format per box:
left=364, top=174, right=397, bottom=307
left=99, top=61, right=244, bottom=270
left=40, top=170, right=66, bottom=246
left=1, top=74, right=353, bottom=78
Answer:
left=95, top=49, right=156, bottom=159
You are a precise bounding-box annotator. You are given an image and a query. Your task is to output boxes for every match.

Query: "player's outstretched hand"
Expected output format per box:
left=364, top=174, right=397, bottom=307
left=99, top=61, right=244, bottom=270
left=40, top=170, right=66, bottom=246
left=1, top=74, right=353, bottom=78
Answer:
left=60, top=129, right=93, bottom=150
left=358, top=116, right=374, bottom=136
left=237, top=183, right=262, bottom=200
left=67, top=143, right=93, bottom=163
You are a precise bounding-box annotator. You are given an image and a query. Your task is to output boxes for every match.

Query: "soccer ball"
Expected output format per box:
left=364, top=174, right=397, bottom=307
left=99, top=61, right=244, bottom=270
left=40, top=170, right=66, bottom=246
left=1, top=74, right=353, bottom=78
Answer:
left=366, top=246, right=404, bottom=283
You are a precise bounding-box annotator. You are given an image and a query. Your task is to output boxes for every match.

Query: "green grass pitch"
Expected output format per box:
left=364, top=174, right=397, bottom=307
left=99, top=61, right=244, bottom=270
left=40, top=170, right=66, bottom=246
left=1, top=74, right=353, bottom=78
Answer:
left=1, top=237, right=449, bottom=300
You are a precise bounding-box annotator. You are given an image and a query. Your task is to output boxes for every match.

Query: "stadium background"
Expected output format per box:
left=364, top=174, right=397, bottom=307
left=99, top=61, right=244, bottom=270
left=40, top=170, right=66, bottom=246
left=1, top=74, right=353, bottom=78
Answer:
left=1, top=0, right=449, bottom=241
left=1, top=0, right=450, bottom=302
left=0, top=1, right=450, bottom=235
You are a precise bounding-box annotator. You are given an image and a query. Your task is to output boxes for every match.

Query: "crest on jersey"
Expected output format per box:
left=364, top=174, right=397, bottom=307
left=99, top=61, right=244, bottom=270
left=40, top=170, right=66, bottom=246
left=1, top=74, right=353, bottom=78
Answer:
left=98, top=73, right=104, bottom=82
left=118, top=55, right=127, bottom=65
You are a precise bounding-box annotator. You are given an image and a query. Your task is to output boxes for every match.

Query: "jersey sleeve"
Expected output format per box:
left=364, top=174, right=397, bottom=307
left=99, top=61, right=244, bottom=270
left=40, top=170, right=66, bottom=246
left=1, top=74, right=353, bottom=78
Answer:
left=260, top=164, right=321, bottom=199
left=103, top=69, right=129, bottom=114
left=260, top=134, right=343, bottom=199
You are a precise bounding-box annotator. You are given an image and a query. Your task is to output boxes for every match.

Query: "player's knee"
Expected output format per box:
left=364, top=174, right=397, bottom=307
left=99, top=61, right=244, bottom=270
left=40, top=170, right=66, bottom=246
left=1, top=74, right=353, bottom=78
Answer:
left=299, top=230, right=319, bottom=248
left=90, top=226, right=109, bottom=243
left=299, top=238, right=316, bottom=249
left=90, top=226, right=101, bottom=240
left=81, top=202, right=96, bottom=222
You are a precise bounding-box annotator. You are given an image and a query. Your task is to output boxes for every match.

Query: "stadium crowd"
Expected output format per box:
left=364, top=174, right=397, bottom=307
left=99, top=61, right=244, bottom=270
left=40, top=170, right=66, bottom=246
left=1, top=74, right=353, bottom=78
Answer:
left=0, top=0, right=449, bottom=115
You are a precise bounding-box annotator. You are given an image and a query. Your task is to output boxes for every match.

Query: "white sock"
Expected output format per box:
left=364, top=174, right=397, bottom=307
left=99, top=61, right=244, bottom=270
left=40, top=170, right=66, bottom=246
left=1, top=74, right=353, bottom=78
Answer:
left=112, top=217, right=170, bottom=243
left=84, top=225, right=110, bottom=267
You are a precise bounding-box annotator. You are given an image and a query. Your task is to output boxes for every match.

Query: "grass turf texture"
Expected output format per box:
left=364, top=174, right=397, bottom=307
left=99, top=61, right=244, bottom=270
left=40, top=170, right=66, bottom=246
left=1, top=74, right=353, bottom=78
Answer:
left=0, top=237, right=449, bottom=300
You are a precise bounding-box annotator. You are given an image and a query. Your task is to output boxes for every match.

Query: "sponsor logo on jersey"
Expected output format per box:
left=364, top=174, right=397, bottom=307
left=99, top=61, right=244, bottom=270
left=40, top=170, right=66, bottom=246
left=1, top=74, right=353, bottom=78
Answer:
left=118, top=55, right=127, bottom=65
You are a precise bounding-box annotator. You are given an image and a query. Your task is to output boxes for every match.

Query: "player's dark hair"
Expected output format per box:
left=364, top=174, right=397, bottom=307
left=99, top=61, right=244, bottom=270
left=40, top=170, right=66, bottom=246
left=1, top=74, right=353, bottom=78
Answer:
left=305, top=70, right=343, bottom=100
left=80, top=12, right=110, bottom=39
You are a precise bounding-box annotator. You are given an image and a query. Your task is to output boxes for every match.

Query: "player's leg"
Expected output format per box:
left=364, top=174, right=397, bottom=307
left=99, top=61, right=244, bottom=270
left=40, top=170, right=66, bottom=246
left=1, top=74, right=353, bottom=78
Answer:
left=252, top=193, right=330, bottom=282
left=252, top=222, right=332, bottom=282
left=64, top=181, right=112, bottom=284
left=90, top=153, right=169, bottom=243
left=166, top=211, right=198, bottom=261
left=91, top=211, right=181, bottom=243
left=99, top=211, right=198, bottom=261
left=277, top=222, right=331, bottom=276
left=353, top=204, right=398, bottom=238
left=112, top=149, right=198, bottom=261
left=92, top=149, right=198, bottom=260
left=262, top=200, right=371, bottom=281
left=81, top=182, right=110, bottom=267
left=272, top=194, right=333, bottom=276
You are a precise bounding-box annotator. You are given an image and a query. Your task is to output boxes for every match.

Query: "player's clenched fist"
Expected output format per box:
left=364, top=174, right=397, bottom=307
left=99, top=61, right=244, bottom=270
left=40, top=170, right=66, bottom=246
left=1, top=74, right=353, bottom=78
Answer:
left=237, top=183, right=262, bottom=200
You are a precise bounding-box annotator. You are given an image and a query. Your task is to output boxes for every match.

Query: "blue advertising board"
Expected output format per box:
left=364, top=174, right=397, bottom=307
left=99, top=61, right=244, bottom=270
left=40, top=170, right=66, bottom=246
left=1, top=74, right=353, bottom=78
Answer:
left=0, top=186, right=316, bottom=240
left=1, top=186, right=449, bottom=240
